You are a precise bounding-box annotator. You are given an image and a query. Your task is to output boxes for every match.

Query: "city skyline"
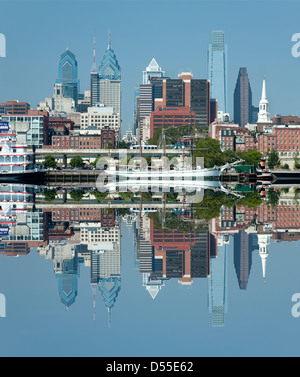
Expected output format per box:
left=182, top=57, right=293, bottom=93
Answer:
left=1, top=1, right=300, bottom=133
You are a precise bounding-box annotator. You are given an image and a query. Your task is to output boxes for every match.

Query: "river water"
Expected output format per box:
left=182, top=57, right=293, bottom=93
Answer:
left=0, top=183, right=299, bottom=357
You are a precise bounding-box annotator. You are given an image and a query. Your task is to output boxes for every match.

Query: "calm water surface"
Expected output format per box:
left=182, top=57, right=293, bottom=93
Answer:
left=0, top=184, right=300, bottom=357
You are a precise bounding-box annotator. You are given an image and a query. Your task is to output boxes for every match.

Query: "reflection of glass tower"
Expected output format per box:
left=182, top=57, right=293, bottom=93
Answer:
left=208, top=30, right=227, bottom=113
left=56, top=49, right=80, bottom=108
left=40, top=242, right=85, bottom=308
left=56, top=248, right=84, bottom=308
left=89, top=211, right=121, bottom=326
left=208, top=235, right=228, bottom=327
left=233, top=230, right=258, bottom=289
left=91, top=244, right=121, bottom=327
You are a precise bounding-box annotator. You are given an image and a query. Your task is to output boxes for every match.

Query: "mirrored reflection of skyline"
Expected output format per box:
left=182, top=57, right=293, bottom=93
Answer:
left=1, top=184, right=300, bottom=334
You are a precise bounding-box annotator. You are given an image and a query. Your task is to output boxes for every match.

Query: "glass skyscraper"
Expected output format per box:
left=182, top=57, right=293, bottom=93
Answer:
left=56, top=49, right=80, bottom=108
left=208, top=30, right=227, bottom=114
left=98, top=33, right=121, bottom=129
left=234, top=67, right=253, bottom=127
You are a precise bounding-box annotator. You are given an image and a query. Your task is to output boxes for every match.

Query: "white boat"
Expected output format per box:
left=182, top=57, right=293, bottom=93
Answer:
left=0, top=125, right=43, bottom=182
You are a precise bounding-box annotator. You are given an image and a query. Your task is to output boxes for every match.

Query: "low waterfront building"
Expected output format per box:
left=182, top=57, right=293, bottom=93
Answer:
left=1, top=109, right=49, bottom=148
left=0, top=100, right=30, bottom=115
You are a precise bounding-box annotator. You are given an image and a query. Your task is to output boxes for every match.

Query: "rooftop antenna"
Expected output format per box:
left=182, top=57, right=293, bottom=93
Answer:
left=92, top=33, right=97, bottom=72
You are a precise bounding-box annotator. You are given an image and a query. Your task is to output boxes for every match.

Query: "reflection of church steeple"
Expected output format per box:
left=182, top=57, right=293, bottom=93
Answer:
left=257, top=234, right=271, bottom=282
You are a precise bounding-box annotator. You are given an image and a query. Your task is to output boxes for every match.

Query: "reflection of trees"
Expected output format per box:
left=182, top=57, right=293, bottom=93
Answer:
left=69, top=189, right=85, bottom=202
left=147, top=210, right=207, bottom=232
left=267, top=188, right=281, bottom=207
left=237, top=192, right=262, bottom=208
left=194, top=190, right=237, bottom=221
left=43, top=189, right=57, bottom=202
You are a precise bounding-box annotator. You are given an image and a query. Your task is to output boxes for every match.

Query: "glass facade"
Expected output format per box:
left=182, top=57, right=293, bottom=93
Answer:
left=208, top=30, right=227, bottom=113
left=56, top=49, right=80, bottom=107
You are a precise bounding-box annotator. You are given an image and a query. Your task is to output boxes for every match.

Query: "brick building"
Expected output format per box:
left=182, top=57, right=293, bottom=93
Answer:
left=257, top=125, right=300, bottom=155
left=210, top=122, right=257, bottom=152
left=0, top=100, right=30, bottom=115
left=47, top=126, right=115, bottom=149
left=149, top=106, right=196, bottom=138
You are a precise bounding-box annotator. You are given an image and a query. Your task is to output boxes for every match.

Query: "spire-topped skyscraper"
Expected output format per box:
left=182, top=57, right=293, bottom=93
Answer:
left=257, top=75, right=272, bottom=124
left=90, top=30, right=121, bottom=135
left=90, top=34, right=99, bottom=106
left=98, top=30, right=121, bottom=131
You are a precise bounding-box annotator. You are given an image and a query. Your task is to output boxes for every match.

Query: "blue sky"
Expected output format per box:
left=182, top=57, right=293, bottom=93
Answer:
left=0, top=0, right=300, bottom=133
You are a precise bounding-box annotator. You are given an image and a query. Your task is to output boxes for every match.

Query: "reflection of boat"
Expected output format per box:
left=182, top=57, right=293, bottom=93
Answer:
left=0, top=184, right=35, bottom=228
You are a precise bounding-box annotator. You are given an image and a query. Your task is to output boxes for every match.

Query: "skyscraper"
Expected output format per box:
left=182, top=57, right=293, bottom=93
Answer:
left=142, top=58, right=165, bottom=84
left=90, top=31, right=121, bottom=131
left=135, top=58, right=166, bottom=138
left=208, top=30, right=227, bottom=114
left=56, top=49, right=80, bottom=108
left=98, top=31, right=121, bottom=128
left=90, top=35, right=100, bottom=107
left=234, top=67, right=253, bottom=127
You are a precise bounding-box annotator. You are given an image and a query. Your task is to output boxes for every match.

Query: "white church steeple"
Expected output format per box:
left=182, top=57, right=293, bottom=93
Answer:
left=257, top=75, right=272, bottom=124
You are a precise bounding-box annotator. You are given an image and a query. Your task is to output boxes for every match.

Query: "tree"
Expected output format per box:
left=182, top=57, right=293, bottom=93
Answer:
left=267, top=149, right=280, bottom=169
left=119, top=140, right=128, bottom=149
left=70, top=155, right=84, bottom=168
left=43, top=155, right=57, bottom=169
left=193, top=137, right=226, bottom=168
left=69, top=189, right=85, bottom=201
left=238, top=149, right=262, bottom=166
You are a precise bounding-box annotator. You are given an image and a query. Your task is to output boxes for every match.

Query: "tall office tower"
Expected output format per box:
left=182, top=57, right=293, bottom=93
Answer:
left=56, top=49, right=80, bottom=108
left=257, top=76, right=272, bottom=124
left=189, top=77, right=211, bottom=127
left=136, top=59, right=167, bottom=139
left=208, top=30, right=227, bottom=113
left=160, top=73, right=211, bottom=127
left=208, top=234, right=228, bottom=327
left=98, top=31, right=121, bottom=129
left=143, top=58, right=165, bottom=84
left=234, top=67, right=253, bottom=127
left=90, top=35, right=100, bottom=106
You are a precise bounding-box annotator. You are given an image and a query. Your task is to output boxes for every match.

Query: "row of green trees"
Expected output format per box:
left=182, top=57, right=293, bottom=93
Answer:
left=43, top=155, right=85, bottom=169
